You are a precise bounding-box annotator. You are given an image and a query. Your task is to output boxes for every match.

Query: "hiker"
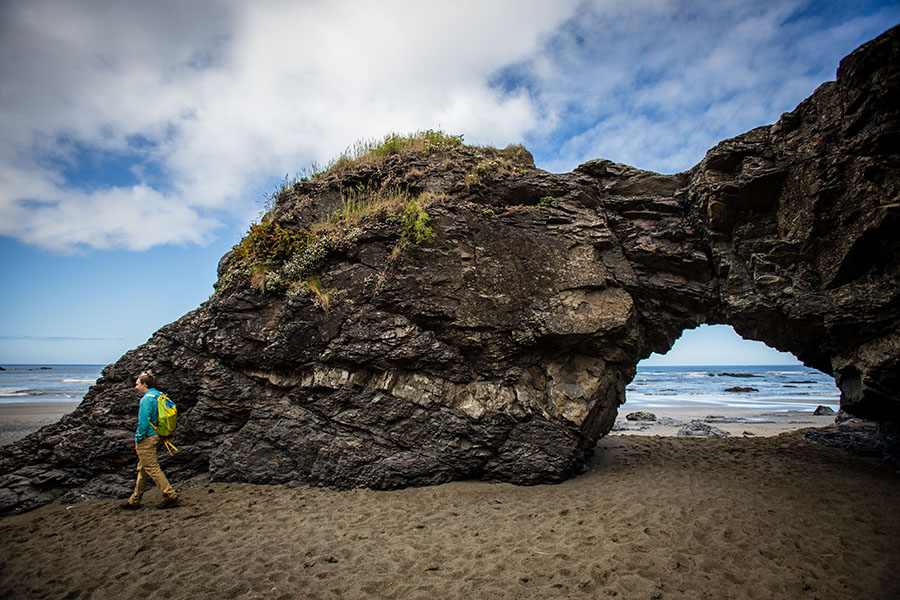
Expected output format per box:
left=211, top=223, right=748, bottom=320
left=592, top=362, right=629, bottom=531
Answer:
left=120, top=371, right=179, bottom=510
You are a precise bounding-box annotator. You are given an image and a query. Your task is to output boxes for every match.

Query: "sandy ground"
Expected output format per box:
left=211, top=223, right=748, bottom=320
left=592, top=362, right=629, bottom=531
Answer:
left=609, top=406, right=840, bottom=438
left=0, top=402, right=80, bottom=447
left=1, top=403, right=899, bottom=599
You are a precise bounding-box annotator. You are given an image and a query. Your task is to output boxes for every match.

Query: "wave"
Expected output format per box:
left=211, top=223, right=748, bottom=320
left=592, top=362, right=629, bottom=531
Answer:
left=62, top=378, right=97, bottom=384
left=0, top=388, right=43, bottom=397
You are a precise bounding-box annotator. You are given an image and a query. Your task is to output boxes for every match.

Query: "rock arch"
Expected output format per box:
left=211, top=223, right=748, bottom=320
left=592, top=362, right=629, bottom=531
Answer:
left=1, top=26, right=898, bottom=514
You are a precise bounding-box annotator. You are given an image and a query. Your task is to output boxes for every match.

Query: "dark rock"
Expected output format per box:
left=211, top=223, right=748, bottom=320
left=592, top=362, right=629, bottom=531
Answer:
left=716, top=373, right=760, bottom=378
left=677, top=421, right=731, bottom=438
left=724, top=387, right=758, bottom=393
left=805, top=423, right=882, bottom=457
left=813, top=405, right=836, bottom=415
left=2, top=26, right=900, bottom=514
left=834, top=410, right=870, bottom=425
left=625, top=411, right=657, bottom=422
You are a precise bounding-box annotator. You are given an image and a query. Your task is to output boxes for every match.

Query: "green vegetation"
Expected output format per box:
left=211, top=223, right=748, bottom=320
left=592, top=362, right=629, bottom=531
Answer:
left=305, top=276, right=333, bottom=312
left=399, top=197, right=435, bottom=244
left=218, top=185, right=442, bottom=307
left=257, top=130, right=463, bottom=219
left=217, top=130, right=537, bottom=306
left=538, top=196, right=557, bottom=207
left=312, top=130, right=464, bottom=180
left=465, top=144, right=532, bottom=187
left=234, top=220, right=310, bottom=264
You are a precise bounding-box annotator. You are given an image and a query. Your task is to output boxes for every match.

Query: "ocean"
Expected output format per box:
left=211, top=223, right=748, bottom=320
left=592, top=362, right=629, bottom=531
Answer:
left=0, top=363, right=841, bottom=412
left=626, top=364, right=840, bottom=413
left=0, top=364, right=104, bottom=404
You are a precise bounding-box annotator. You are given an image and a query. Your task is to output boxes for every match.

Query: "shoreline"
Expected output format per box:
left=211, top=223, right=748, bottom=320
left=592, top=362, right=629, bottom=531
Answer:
left=610, top=406, right=840, bottom=438
left=0, top=400, right=840, bottom=447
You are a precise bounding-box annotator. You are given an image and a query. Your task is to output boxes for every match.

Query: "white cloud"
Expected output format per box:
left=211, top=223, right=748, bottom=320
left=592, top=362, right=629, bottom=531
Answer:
left=517, top=0, right=900, bottom=173
left=0, top=0, right=897, bottom=251
left=0, top=0, right=579, bottom=253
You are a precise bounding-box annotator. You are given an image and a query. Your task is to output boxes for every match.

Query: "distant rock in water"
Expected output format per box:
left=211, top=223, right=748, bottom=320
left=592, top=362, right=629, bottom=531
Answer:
left=724, top=387, right=758, bottom=393
left=1, top=26, right=900, bottom=514
left=716, top=373, right=761, bottom=378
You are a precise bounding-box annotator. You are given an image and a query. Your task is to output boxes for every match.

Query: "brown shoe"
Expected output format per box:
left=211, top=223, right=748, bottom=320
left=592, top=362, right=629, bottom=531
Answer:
left=156, top=496, right=179, bottom=509
left=119, top=501, right=140, bottom=510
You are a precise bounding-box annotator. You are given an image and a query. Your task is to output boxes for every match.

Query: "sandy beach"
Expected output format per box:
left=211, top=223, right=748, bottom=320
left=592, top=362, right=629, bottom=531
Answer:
left=609, top=406, right=841, bottom=438
left=0, top=401, right=80, bottom=447
left=2, top=402, right=899, bottom=599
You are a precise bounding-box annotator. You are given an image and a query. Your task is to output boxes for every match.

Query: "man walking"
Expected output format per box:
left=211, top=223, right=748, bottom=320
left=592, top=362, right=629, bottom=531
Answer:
left=120, top=371, right=178, bottom=509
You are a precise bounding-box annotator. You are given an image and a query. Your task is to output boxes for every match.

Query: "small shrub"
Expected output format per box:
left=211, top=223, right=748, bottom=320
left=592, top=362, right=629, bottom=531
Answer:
left=235, top=220, right=310, bottom=264
left=265, top=271, right=286, bottom=294
left=400, top=198, right=434, bottom=244
left=217, top=265, right=250, bottom=291
left=538, top=196, right=557, bottom=207
left=284, top=238, right=330, bottom=280
left=466, top=152, right=529, bottom=186
left=307, top=276, right=332, bottom=312
left=249, top=262, right=276, bottom=295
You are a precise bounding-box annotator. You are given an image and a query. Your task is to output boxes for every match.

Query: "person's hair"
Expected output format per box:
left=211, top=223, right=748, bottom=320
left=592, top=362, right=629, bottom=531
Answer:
left=138, top=371, right=156, bottom=389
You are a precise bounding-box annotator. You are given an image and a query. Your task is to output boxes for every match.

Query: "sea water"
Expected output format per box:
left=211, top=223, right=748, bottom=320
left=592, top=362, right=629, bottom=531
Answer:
left=0, top=364, right=104, bottom=404
left=626, top=364, right=840, bottom=413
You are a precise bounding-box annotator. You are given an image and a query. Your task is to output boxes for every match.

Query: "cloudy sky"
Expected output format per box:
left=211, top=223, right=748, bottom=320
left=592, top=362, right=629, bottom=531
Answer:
left=1, top=0, right=897, bottom=365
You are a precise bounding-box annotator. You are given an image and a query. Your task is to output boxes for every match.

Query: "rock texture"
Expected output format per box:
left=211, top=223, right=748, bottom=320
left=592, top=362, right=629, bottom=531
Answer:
left=1, top=26, right=898, bottom=514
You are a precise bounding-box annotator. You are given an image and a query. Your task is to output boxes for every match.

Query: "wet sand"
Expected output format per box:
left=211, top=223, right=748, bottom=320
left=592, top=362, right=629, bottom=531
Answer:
left=0, top=401, right=80, bottom=447
left=611, top=405, right=840, bottom=438
left=1, top=403, right=899, bottom=599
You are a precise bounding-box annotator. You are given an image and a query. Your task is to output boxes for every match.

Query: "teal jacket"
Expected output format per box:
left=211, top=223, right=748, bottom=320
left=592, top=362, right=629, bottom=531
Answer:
left=135, top=388, right=162, bottom=442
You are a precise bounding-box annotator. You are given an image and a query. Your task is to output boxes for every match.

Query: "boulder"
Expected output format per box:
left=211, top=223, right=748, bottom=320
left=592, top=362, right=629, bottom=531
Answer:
left=677, top=421, right=731, bottom=438
left=625, top=411, right=658, bottom=422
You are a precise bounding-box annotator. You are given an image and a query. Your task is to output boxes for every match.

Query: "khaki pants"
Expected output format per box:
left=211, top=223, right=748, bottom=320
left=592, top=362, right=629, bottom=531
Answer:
left=128, top=436, right=176, bottom=504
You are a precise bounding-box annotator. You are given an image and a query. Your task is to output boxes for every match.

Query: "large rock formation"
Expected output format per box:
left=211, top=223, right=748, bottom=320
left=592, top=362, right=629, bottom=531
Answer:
left=1, top=26, right=898, bottom=514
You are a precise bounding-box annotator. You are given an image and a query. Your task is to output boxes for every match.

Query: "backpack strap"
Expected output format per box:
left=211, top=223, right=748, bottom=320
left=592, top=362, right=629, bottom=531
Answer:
left=149, top=422, right=179, bottom=455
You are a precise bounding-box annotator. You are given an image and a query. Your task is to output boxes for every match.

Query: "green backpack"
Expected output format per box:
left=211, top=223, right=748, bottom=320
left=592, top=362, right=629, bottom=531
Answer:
left=151, top=393, right=178, bottom=454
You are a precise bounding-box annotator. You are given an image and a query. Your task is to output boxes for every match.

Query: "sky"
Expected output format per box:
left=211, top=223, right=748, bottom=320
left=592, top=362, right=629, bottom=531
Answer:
left=1, top=0, right=898, bottom=366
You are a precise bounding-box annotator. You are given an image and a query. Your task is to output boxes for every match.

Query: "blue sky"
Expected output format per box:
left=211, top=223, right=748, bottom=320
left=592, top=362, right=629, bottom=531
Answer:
left=1, top=0, right=898, bottom=366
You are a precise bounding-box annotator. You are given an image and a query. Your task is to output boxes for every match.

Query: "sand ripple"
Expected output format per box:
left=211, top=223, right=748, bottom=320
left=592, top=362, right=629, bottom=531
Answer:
left=2, top=433, right=899, bottom=599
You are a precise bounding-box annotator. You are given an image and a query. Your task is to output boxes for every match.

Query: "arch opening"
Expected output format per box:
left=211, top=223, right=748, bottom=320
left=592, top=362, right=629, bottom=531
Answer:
left=615, top=325, right=841, bottom=436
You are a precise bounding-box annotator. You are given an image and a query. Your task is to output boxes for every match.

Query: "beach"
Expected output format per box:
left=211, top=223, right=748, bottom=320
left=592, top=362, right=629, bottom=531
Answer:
left=1, top=402, right=899, bottom=599
left=0, top=401, right=80, bottom=447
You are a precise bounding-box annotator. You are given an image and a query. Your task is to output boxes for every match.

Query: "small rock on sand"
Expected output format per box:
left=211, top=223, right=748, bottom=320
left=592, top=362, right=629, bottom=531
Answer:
left=677, top=420, right=731, bottom=438
left=625, top=411, right=657, bottom=422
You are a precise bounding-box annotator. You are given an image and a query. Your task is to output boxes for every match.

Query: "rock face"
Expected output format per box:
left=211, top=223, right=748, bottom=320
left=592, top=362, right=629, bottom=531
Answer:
left=1, top=26, right=898, bottom=514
